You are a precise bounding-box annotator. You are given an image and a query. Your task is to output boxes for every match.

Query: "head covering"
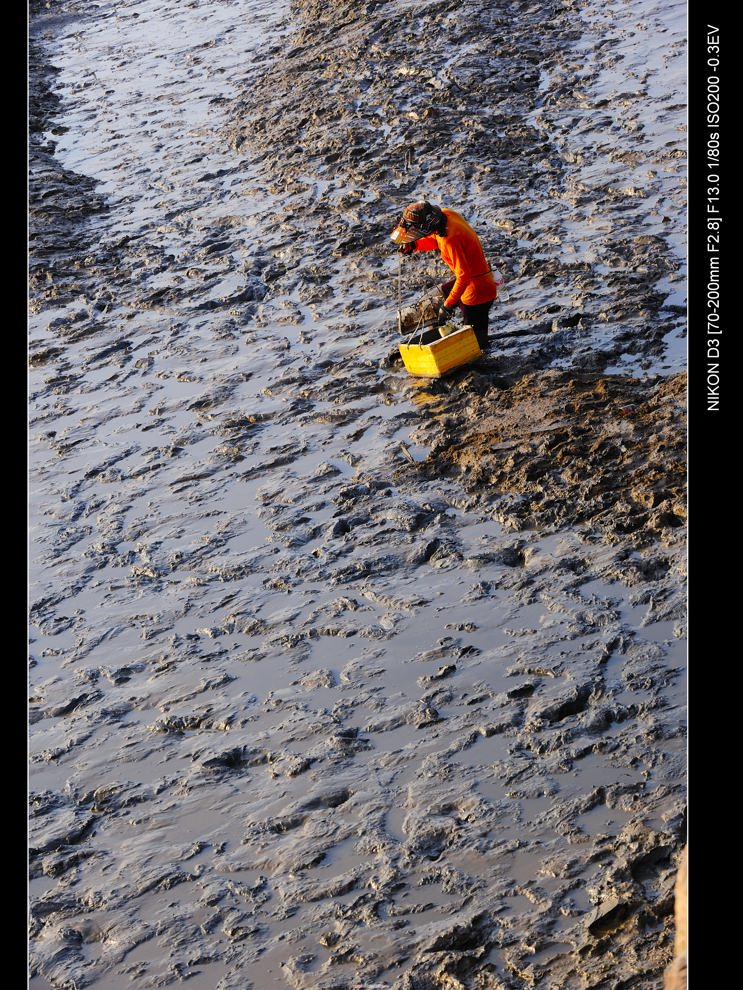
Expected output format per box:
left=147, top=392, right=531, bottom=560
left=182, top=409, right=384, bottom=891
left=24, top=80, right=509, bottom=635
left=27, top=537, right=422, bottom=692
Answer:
left=390, top=202, right=445, bottom=244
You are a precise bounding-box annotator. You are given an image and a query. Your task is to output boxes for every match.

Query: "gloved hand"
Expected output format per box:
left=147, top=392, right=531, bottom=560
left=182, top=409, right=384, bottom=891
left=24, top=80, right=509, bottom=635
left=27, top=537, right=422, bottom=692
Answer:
left=438, top=302, right=455, bottom=320
left=399, top=242, right=416, bottom=256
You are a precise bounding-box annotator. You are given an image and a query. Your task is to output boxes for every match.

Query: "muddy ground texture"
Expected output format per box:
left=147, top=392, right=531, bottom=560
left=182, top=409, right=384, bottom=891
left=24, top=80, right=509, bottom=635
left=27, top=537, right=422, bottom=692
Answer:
left=414, top=368, right=685, bottom=544
left=228, top=0, right=687, bottom=544
left=29, top=1, right=686, bottom=989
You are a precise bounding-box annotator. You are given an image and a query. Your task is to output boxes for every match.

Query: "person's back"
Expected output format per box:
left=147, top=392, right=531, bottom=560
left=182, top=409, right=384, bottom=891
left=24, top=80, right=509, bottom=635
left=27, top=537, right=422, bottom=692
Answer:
left=432, top=208, right=497, bottom=308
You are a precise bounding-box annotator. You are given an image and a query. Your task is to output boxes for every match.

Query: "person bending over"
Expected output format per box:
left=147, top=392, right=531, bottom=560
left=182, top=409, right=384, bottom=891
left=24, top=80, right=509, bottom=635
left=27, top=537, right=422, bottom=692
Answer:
left=391, top=201, right=498, bottom=351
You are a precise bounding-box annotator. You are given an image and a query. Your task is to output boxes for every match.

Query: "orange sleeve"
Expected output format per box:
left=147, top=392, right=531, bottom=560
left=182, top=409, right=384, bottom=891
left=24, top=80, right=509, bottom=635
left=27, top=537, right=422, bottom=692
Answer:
left=443, top=241, right=470, bottom=307
left=413, top=235, right=438, bottom=253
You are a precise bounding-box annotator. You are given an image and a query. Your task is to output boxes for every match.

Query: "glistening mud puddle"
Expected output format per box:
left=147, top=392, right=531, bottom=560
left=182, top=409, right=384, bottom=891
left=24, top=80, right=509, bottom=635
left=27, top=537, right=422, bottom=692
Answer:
left=30, top=0, right=685, bottom=987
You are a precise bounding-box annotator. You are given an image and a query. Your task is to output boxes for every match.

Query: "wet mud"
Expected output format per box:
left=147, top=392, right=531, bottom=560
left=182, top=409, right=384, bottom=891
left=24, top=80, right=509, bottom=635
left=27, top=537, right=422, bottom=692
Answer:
left=29, top=0, right=686, bottom=988
left=416, top=368, right=686, bottom=543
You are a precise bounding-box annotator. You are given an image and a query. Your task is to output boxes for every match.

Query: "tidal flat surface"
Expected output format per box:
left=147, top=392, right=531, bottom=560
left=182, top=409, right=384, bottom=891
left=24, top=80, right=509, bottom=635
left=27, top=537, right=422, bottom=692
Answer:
left=29, top=1, right=686, bottom=987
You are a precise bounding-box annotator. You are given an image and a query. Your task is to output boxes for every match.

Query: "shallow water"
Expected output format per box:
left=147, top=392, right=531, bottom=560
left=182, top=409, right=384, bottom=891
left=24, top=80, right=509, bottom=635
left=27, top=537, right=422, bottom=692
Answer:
left=29, top=0, right=686, bottom=987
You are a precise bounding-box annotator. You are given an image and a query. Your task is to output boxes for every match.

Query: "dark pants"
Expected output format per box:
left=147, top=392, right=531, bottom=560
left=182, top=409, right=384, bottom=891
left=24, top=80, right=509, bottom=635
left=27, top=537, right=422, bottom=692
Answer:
left=440, top=279, right=495, bottom=351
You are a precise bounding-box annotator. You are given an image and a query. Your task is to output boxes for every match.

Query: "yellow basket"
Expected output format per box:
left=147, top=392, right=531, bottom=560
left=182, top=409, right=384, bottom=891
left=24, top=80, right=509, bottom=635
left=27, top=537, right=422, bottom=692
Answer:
left=399, top=325, right=482, bottom=378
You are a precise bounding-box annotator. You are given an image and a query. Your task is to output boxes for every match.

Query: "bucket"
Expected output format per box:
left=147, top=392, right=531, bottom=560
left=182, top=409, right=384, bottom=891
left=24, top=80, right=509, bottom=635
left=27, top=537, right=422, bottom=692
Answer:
left=399, top=325, right=482, bottom=377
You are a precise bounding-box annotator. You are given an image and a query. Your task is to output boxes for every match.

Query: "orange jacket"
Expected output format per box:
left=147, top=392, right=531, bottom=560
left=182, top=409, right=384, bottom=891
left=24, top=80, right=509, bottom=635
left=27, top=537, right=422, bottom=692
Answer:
left=413, top=208, right=497, bottom=307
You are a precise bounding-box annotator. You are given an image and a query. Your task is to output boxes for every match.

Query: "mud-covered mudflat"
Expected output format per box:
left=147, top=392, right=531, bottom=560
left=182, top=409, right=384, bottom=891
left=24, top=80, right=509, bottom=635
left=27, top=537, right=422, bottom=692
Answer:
left=29, top=1, right=686, bottom=988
